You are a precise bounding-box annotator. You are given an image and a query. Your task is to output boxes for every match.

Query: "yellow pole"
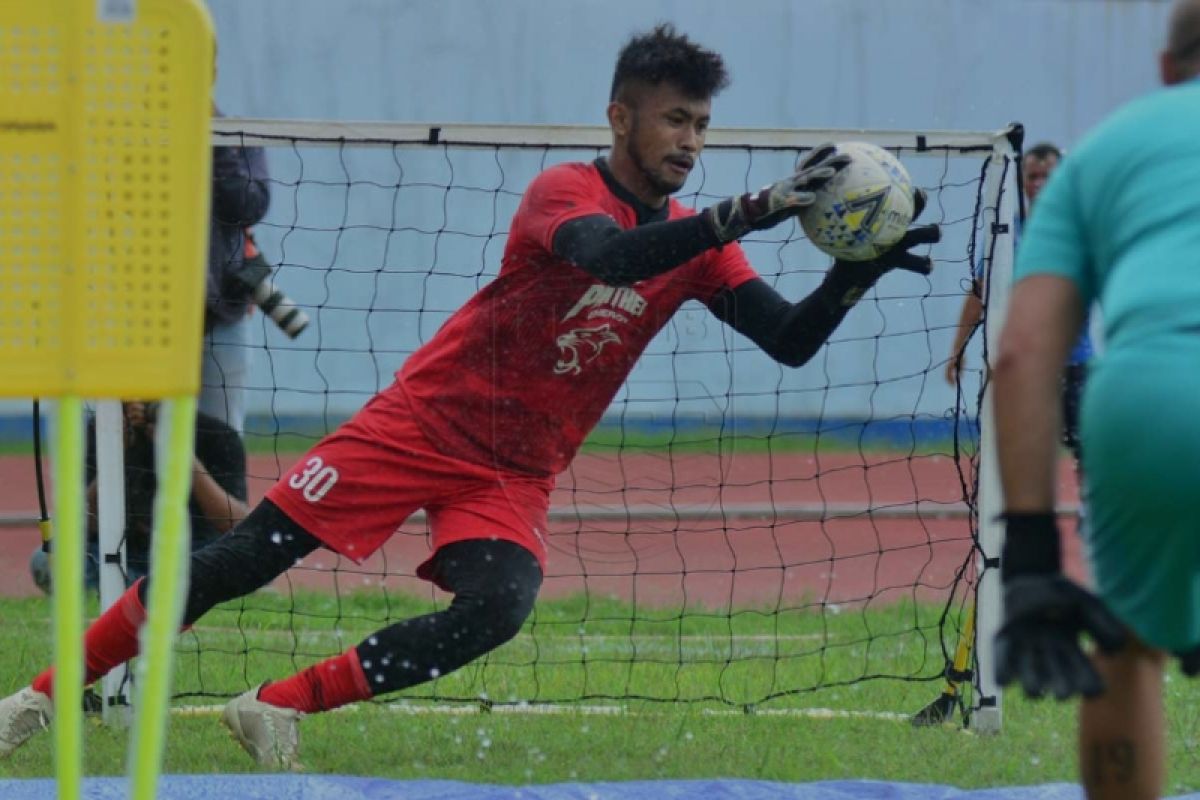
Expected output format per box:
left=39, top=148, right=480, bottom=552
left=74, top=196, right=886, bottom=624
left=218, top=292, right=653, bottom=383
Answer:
left=51, top=398, right=84, bottom=800
left=129, top=396, right=197, bottom=799
left=946, top=603, right=976, bottom=698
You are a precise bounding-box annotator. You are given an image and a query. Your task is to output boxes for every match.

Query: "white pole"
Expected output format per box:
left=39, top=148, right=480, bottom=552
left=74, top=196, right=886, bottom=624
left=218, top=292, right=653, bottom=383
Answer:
left=971, top=132, right=1020, bottom=734
left=95, top=399, right=131, bottom=726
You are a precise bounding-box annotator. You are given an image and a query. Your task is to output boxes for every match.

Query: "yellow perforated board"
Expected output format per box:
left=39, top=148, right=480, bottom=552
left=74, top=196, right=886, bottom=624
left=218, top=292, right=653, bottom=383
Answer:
left=0, top=0, right=213, bottom=398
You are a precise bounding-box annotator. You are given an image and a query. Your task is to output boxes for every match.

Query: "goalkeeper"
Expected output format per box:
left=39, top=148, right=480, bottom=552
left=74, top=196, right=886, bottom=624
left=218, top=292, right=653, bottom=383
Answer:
left=992, top=2, right=1200, bottom=798
left=0, top=24, right=938, bottom=769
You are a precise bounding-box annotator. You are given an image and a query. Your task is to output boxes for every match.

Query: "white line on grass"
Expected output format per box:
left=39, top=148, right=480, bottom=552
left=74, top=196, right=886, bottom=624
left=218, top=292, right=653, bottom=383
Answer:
left=170, top=701, right=911, bottom=722
left=184, top=628, right=837, bottom=643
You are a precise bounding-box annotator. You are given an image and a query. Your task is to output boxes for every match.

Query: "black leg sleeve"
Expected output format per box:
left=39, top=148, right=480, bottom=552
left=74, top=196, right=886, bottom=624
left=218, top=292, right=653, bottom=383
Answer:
left=137, top=499, right=322, bottom=626
left=354, top=539, right=543, bottom=696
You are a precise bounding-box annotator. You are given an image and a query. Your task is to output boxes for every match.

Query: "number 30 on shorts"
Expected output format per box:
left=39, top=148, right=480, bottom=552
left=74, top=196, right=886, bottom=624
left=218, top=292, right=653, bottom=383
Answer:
left=288, top=456, right=340, bottom=502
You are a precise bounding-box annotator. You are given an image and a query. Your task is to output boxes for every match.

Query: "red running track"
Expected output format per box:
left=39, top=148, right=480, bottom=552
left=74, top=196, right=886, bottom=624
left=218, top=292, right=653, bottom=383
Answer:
left=0, top=451, right=1085, bottom=607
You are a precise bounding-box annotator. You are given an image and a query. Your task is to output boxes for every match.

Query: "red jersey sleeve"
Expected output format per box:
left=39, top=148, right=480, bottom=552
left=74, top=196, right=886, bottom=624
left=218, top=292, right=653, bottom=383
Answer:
left=516, top=163, right=613, bottom=254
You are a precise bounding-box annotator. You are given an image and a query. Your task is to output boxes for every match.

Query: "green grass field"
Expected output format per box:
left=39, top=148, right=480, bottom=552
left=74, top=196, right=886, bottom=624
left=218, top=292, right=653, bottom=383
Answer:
left=1, top=592, right=1199, bottom=793
left=2, top=425, right=967, bottom=459
left=0, top=422, right=1163, bottom=793
left=222, top=416, right=977, bottom=459
left=168, top=590, right=964, bottom=709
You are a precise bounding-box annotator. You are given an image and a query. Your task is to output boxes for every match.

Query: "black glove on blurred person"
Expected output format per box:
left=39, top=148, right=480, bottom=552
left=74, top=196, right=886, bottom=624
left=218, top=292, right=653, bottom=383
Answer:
left=994, top=513, right=1127, bottom=700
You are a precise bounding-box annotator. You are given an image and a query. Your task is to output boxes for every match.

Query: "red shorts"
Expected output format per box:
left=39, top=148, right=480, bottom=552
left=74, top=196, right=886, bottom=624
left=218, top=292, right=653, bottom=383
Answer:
left=265, top=384, right=553, bottom=585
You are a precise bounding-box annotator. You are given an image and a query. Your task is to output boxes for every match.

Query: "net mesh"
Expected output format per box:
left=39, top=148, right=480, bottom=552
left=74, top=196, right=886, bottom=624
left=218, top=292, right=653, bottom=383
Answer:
left=161, top=123, right=1012, bottom=718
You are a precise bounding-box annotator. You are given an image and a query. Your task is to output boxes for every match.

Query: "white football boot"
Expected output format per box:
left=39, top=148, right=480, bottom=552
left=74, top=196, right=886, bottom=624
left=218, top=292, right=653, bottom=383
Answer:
left=0, top=687, right=53, bottom=757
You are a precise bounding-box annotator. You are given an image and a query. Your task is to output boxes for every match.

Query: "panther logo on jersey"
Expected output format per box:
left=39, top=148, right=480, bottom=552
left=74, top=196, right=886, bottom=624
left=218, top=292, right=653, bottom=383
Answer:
left=553, top=324, right=622, bottom=376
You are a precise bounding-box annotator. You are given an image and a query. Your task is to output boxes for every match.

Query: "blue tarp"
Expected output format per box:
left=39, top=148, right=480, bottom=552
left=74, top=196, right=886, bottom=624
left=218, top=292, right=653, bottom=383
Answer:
left=1, top=777, right=1196, bottom=800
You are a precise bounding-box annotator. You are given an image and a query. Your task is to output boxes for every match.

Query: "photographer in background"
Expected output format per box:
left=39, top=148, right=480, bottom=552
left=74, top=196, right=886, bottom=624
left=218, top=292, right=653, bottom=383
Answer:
left=30, top=402, right=250, bottom=593
left=201, top=112, right=271, bottom=436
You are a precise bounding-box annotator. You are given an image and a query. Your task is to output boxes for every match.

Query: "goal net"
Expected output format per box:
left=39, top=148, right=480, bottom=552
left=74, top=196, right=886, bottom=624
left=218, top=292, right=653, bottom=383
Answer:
left=99, top=119, right=1019, bottom=726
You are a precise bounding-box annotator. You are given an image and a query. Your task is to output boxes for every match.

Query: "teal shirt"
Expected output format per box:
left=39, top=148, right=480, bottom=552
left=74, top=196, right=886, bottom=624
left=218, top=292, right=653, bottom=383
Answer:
left=976, top=218, right=1093, bottom=364
left=1016, top=76, right=1200, bottom=354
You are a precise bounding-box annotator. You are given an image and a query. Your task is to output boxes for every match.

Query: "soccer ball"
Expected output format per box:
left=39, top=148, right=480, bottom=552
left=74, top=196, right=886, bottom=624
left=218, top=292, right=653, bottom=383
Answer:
left=798, top=142, right=916, bottom=262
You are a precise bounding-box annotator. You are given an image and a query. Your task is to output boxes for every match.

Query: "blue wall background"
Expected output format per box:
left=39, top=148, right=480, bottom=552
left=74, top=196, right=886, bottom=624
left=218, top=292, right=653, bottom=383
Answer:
left=0, top=0, right=1175, bottom=438
left=190, top=0, right=1187, bottom=433
left=212, top=0, right=1170, bottom=137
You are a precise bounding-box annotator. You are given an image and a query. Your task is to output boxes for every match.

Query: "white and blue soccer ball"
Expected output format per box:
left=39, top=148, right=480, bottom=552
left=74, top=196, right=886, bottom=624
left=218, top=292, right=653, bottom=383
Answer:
left=798, top=141, right=915, bottom=262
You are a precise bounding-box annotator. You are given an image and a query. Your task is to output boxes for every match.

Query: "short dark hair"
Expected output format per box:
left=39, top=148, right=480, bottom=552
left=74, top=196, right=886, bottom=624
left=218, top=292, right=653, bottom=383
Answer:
left=1167, top=0, right=1200, bottom=76
left=609, top=24, right=730, bottom=103
left=1025, top=142, right=1062, bottom=161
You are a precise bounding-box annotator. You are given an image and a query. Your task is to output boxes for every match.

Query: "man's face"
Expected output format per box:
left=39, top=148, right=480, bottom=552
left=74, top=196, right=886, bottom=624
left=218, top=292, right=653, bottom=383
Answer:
left=1023, top=154, right=1059, bottom=207
left=617, top=82, right=711, bottom=200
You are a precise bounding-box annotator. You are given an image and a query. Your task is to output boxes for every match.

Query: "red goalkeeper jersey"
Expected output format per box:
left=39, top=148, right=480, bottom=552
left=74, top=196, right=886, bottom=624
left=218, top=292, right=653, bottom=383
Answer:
left=397, top=161, right=758, bottom=476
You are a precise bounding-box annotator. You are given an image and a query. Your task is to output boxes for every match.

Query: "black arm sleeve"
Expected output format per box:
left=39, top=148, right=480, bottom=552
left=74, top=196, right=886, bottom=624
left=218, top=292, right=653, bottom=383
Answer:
left=708, top=268, right=868, bottom=368
left=552, top=214, right=721, bottom=286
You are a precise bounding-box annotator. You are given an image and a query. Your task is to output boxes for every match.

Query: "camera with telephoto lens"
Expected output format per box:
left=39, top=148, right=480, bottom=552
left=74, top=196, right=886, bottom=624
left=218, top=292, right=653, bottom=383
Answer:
left=223, top=232, right=310, bottom=339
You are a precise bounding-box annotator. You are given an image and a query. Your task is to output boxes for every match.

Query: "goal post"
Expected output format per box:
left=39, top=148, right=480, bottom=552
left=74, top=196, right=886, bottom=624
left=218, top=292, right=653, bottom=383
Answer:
left=910, top=129, right=1021, bottom=732
left=970, top=131, right=1021, bottom=734
left=105, top=118, right=1019, bottom=730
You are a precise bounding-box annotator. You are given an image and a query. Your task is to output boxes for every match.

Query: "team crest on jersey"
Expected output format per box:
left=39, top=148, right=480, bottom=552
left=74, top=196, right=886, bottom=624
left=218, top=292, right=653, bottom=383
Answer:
left=554, top=324, right=621, bottom=376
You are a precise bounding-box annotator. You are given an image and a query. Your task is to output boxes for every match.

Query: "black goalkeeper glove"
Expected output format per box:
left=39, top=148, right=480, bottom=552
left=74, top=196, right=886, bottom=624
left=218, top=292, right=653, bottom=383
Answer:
left=823, top=188, right=942, bottom=307
left=1176, top=645, right=1200, bottom=677
left=704, top=144, right=851, bottom=244
left=994, top=513, right=1127, bottom=700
